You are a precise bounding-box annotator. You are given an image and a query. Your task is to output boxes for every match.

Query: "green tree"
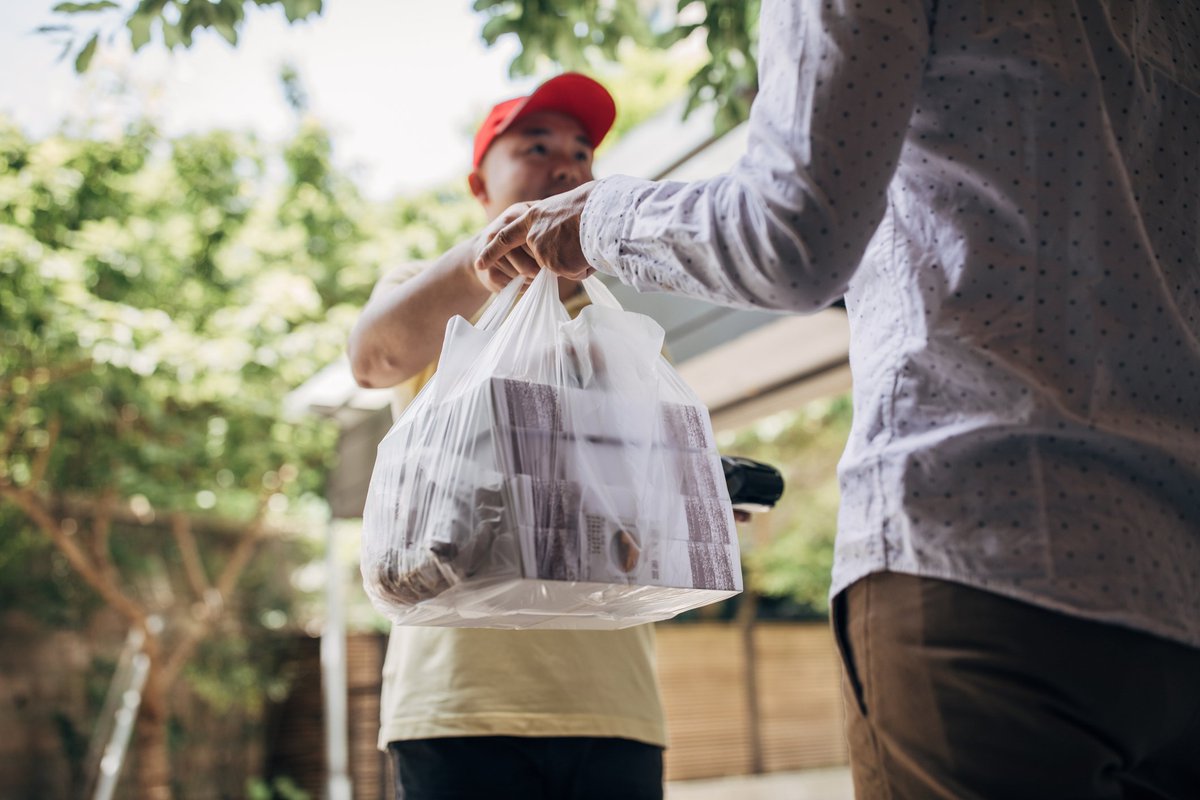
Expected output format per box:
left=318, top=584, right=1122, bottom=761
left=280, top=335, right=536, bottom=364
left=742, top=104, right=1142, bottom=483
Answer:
left=41, top=0, right=759, bottom=133
left=40, top=0, right=324, bottom=72
left=474, top=0, right=761, bottom=133
left=0, top=114, right=384, bottom=798
left=721, top=395, right=853, bottom=616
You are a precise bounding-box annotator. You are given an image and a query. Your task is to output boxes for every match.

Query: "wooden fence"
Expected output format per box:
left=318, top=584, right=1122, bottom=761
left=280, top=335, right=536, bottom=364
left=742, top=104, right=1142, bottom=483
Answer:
left=657, top=622, right=848, bottom=781
left=268, top=621, right=848, bottom=796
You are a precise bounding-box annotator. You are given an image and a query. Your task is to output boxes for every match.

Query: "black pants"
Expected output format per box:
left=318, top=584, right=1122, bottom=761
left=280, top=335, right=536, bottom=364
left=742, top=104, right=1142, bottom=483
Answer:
left=388, top=736, right=664, bottom=800
left=833, top=572, right=1200, bottom=799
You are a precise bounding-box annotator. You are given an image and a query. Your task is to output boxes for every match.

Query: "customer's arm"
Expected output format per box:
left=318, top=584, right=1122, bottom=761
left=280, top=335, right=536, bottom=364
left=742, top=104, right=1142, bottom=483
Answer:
left=479, top=0, right=933, bottom=313
left=586, top=0, right=933, bottom=311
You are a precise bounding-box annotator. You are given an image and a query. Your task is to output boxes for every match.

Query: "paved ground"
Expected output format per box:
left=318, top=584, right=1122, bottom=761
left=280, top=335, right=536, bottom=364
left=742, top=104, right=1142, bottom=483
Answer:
left=666, top=766, right=854, bottom=800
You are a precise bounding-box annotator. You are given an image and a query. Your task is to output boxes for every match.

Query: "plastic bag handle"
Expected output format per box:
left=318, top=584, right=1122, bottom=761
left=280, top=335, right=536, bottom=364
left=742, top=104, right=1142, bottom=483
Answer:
left=477, top=273, right=618, bottom=334
left=475, top=276, right=526, bottom=333
left=581, top=275, right=625, bottom=311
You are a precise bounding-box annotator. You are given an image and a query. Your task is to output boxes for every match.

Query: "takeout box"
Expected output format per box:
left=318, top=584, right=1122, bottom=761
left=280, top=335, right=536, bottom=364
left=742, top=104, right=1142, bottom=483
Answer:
left=361, top=376, right=741, bottom=628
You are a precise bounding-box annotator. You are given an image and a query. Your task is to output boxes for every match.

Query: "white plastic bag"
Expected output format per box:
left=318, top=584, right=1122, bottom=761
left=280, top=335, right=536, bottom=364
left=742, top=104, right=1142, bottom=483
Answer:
left=360, top=269, right=742, bottom=629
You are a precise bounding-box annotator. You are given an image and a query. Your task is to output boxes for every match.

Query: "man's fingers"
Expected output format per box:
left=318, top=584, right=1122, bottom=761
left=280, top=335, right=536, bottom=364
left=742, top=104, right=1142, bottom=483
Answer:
left=504, top=246, right=540, bottom=278
left=491, top=257, right=518, bottom=280
left=471, top=234, right=520, bottom=293
left=474, top=268, right=508, bottom=294
left=476, top=214, right=531, bottom=271
left=559, top=262, right=594, bottom=282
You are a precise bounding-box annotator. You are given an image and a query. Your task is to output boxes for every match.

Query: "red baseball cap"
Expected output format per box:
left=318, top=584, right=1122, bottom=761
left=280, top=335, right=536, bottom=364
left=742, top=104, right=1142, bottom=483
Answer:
left=472, top=72, right=617, bottom=169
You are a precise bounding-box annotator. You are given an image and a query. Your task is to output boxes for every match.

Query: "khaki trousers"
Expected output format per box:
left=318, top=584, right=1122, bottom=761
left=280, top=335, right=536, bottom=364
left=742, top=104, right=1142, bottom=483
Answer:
left=833, top=572, right=1200, bottom=799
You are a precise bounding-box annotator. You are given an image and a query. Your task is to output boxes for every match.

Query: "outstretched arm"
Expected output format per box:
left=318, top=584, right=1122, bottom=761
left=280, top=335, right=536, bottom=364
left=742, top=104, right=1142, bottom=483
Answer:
left=349, top=234, right=507, bottom=389
left=478, top=0, right=932, bottom=312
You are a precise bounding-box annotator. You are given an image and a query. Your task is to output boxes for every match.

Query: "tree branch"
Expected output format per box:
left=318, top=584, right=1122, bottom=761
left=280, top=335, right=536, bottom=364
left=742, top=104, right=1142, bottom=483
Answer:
left=1, top=391, right=32, bottom=461
left=214, top=494, right=272, bottom=604
left=11, top=464, right=299, bottom=693
left=161, top=514, right=267, bottom=689
left=0, top=360, right=93, bottom=400
left=170, top=512, right=213, bottom=603
left=159, top=620, right=204, bottom=694
left=160, top=483, right=282, bottom=690
left=54, top=493, right=302, bottom=540
left=29, top=412, right=61, bottom=488
left=0, top=483, right=147, bottom=626
left=89, top=488, right=121, bottom=590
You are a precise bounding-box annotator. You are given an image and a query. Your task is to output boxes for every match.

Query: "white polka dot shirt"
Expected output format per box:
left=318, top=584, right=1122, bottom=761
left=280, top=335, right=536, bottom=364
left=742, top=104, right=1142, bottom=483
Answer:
left=581, top=0, right=1200, bottom=647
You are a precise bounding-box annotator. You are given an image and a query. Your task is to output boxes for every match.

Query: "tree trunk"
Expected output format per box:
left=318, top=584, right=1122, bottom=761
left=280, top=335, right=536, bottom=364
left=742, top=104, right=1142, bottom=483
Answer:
left=134, top=648, right=174, bottom=800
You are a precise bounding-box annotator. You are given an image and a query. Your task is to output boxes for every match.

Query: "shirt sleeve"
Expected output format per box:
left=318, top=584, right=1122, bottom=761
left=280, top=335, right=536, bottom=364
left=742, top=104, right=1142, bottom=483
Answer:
left=581, top=0, right=932, bottom=312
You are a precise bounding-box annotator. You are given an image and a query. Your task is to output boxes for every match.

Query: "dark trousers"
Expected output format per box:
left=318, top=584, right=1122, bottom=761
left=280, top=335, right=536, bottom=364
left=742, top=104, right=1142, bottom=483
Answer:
left=388, top=735, right=663, bottom=800
left=833, top=572, right=1200, bottom=799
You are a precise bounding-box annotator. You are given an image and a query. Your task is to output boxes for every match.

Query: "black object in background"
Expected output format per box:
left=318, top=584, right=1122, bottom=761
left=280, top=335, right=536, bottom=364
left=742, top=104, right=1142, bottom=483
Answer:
left=721, top=456, right=785, bottom=513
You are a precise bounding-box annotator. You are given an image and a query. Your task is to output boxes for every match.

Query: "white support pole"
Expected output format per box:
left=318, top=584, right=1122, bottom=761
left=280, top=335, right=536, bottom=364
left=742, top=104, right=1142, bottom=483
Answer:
left=321, top=517, right=353, bottom=800
left=92, top=618, right=157, bottom=800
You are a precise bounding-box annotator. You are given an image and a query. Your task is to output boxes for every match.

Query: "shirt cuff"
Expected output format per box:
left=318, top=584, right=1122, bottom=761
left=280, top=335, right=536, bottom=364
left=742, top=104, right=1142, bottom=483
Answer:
left=580, top=174, right=654, bottom=281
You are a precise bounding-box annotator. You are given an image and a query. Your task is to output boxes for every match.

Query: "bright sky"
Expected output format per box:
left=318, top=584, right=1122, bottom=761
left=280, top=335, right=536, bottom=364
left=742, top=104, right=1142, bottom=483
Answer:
left=0, top=1, right=539, bottom=198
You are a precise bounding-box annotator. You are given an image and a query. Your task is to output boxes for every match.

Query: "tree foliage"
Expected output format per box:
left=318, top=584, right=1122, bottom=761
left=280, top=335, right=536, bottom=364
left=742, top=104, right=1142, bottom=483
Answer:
left=600, top=45, right=702, bottom=143
left=720, top=395, right=853, bottom=616
left=40, top=0, right=324, bottom=73
left=0, top=111, right=393, bottom=797
left=0, top=120, right=369, bottom=517
left=40, top=0, right=758, bottom=133
left=474, top=0, right=761, bottom=133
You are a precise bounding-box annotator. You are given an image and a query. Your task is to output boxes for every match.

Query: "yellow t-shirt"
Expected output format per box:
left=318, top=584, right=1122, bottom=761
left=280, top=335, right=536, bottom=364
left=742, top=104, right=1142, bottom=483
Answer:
left=377, top=273, right=666, bottom=749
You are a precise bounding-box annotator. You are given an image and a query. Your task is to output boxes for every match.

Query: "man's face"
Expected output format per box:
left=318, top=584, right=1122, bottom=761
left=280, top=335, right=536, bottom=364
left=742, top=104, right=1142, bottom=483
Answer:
left=470, top=110, right=596, bottom=221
